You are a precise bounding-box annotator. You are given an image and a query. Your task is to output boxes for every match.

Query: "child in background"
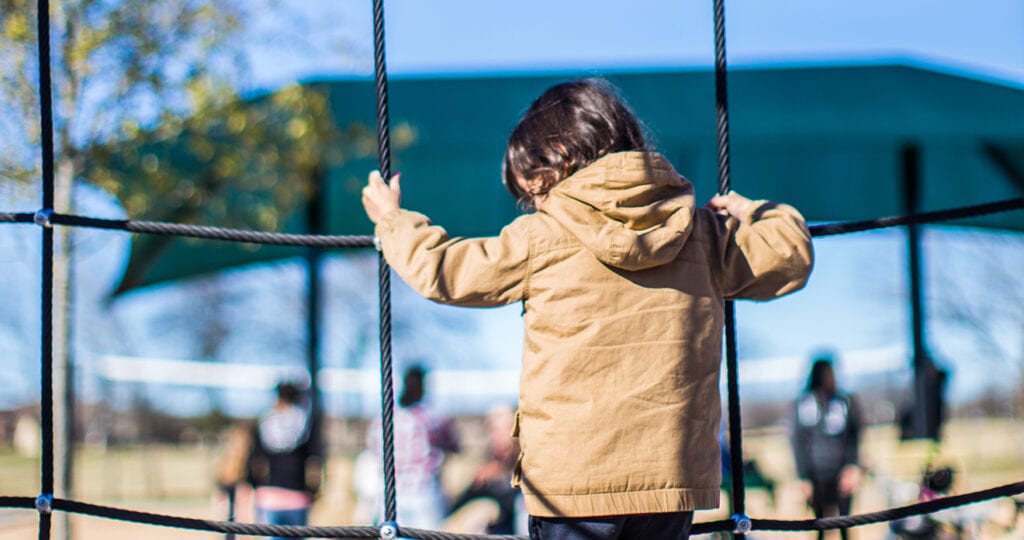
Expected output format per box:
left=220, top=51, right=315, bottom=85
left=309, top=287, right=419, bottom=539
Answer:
left=362, top=78, right=813, bottom=540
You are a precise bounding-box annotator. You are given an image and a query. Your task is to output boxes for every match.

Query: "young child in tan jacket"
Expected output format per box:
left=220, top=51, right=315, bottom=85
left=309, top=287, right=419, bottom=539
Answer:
left=362, top=78, right=814, bottom=540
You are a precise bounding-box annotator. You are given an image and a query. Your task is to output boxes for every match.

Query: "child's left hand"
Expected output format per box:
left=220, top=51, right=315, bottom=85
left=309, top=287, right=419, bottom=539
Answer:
left=706, top=191, right=755, bottom=221
left=362, top=170, right=402, bottom=224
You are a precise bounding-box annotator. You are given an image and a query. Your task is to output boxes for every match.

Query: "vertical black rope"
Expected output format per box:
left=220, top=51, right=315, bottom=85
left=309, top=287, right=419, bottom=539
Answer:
left=712, top=0, right=732, bottom=197
left=712, top=0, right=747, bottom=533
left=371, top=0, right=398, bottom=527
left=36, top=0, right=55, bottom=539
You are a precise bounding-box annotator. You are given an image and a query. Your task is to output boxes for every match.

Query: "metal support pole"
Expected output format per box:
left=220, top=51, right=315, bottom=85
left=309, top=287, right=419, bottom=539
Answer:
left=901, top=143, right=943, bottom=441
left=305, top=167, right=325, bottom=450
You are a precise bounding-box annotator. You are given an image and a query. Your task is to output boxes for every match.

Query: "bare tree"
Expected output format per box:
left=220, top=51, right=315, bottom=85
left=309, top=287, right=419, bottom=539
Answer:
left=927, top=230, right=1024, bottom=417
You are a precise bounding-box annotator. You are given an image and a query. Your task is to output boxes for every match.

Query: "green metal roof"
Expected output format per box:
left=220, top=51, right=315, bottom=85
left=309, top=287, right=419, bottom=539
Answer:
left=117, top=63, right=1024, bottom=293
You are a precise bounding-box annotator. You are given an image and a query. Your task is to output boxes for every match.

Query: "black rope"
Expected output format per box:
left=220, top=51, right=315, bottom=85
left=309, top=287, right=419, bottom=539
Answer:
left=6, top=479, right=1024, bottom=538
left=711, top=0, right=748, bottom=531
left=692, top=519, right=737, bottom=536
left=3, top=211, right=376, bottom=246
left=712, top=0, right=732, bottom=198
left=809, top=197, right=1024, bottom=237
left=0, top=212, right=35, bottom=223
left=56, top=212, right=374, bottom=247
left=752, top=480, right=1024, bottom=532
left=722, top=302, right=745, bottom=521
left=0, top=497, right=524, bottom=539
left=36, top=2, right=56, bottom=540
left=0, top=496, right=35, bottom=509
left=37, top=0, right=54, bottom=214
left=371, top=0, right=399, bottom=526
left=56, top=498, right=380, bottom=538
left=5, top=197, right=1024, bottom=247
left=4, top=196, right=1022, bottom=247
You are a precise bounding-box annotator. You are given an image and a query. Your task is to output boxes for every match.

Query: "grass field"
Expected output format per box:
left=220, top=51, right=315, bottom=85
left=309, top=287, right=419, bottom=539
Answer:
left=3, top=418, right=1024, bottom=540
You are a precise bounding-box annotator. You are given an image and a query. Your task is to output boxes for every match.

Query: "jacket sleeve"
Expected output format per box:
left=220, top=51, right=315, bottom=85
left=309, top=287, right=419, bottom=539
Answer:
left=374, top=209, right=530, bottom=307
left=715, top=202, right=814, bottom=300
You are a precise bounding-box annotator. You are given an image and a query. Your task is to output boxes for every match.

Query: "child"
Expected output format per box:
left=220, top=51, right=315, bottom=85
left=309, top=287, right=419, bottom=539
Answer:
left=362, top=78, right=813, bottom=540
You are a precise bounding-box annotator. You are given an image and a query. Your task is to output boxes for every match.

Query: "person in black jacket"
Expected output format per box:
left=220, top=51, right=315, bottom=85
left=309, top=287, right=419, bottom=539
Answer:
left=247, top=381, right=323, bottom=540
left=791, top=356, right=862, bottom=540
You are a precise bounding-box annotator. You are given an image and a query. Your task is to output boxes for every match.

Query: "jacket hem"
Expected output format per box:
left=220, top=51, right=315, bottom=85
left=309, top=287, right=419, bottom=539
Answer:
left=523, top=487, right=720, bottom=517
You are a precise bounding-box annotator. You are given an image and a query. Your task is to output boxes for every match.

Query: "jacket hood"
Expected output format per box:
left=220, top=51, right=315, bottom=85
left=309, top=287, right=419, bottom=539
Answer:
left=541, top=152, right=695, bottom=271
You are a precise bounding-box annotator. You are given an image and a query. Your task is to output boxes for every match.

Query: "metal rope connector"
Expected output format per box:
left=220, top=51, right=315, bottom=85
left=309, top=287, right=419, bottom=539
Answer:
left=35, top=493, right=53, bottom=514
left=378, top=520, right=398, bottom=540
left=34, top=209, right=53, bottom=228
left=732, top=513, right=752, bottom=534
left=372, top=236, right=383, bottom=252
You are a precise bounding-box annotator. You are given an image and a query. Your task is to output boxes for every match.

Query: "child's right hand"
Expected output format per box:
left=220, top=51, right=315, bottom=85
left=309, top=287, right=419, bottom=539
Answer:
left=707, top=191, right=755, bottom=220
left=362, top=170, right=402, bottom=224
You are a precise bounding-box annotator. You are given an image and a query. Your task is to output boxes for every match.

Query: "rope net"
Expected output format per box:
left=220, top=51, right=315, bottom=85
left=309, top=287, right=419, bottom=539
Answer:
left=2, top=0, right=1023, bottom=539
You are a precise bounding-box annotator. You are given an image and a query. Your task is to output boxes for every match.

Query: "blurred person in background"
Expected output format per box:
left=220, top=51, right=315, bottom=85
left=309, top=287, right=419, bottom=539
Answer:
left=791, top=354, right=862, bottom=540
left=358, top=364, right=460, bottom=529
left=444, top=403, right=522, bottom=535
left=247, top=381, right=323, bottom=540
left=214, top=422, right=255, bottom=536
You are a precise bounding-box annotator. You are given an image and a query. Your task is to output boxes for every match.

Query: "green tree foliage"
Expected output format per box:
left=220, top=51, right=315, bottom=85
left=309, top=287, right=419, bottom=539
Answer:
left=0, top=0, right=368, bottom=227
left=1, top=0, right=390, bottom=300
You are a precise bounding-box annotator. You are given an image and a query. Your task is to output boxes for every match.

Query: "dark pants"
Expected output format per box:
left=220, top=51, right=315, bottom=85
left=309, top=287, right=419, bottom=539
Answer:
left=810, top=478, right=851, bottom=540
left=529, top=512, right=693, bottom=540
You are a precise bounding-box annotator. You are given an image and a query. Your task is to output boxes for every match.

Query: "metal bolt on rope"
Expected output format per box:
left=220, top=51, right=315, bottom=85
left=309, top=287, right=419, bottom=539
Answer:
left=732, top=513, right=752, bottom=534
left=379, top=521, right=398, bottom=540
left=35, top=494, right=53, bottom=514
left=34, top=209, right=54, bottom=228
left=372, top=236, right=383, bottom=252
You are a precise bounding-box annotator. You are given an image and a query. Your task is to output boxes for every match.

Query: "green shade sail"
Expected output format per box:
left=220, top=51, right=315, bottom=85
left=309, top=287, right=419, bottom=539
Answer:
left=115, top=62, right=1024, bottom=294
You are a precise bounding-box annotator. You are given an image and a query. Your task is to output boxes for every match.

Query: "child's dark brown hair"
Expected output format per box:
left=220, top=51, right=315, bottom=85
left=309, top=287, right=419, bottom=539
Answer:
left=502, top=78, right=649, bottom=207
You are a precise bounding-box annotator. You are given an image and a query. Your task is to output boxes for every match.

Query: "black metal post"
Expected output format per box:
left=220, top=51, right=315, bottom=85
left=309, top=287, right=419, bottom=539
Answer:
left=305, top=167, right=325, bottom=448
left=902, top=144, right=926, bottom=367
left=901, top=143, right=943, bottom=441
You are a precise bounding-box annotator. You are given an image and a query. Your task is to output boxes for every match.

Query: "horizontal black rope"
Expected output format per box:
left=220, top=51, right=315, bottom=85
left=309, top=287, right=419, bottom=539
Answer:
left=0, top=211, right=373, bottom=247
left=3, top=481, right=1023, bottom=537
left=0, top=212, right=34, bottom=223
left=691, top=518, right=736, bottom=535
left=753, top=480, right=1024, bottom=532
left=810, top=197, right=1024, bottom=237
left=0, top=496, right=35, bottom=509
left=55, top=498, right=379, bottom=538
left=1, top=497, right=522, bottom=539
left=4, top=196, right=1023, bottom=247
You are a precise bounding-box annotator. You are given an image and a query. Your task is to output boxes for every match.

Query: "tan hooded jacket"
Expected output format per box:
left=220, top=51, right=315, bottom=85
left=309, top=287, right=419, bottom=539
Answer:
left=375, top=151, right=814, bottom=517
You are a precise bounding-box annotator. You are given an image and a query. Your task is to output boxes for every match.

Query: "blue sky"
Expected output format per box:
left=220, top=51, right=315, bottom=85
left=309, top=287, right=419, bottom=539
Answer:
left=253, top=0, right=1024, bottom=85
left=3, top=0, right=1024, bottom=416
